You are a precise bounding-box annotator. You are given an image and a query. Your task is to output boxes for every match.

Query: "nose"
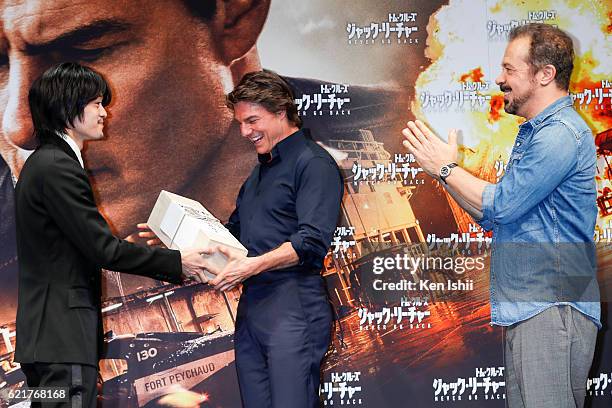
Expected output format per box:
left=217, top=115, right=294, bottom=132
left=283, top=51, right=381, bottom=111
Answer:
left=100, top=105, right=108, bottom=118
left=2, top=55, right=37, bottom=149
left=240, top=123, right=252, bottom=138
left=495, top=71, right=504, bottom=87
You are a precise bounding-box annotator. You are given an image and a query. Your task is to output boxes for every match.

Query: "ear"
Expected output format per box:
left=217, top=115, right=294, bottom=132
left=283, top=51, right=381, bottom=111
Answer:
left=538, top=64, right=557, bottom=87
left=214, top=0, right=271, bottom=65
left=275, top=110, right=287, bottom=121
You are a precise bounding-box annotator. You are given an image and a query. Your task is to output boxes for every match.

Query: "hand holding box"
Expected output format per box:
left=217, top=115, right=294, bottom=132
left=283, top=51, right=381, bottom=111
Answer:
left=147, top=190, right=248, bottom=280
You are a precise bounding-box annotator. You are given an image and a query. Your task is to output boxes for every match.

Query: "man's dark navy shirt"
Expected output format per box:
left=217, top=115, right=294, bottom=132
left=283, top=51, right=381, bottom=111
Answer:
left=226, top=128, right=343, bottom=284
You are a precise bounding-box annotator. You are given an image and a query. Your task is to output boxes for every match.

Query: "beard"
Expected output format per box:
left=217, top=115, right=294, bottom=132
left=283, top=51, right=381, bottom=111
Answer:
left=501, top=82, right=536, bottom=116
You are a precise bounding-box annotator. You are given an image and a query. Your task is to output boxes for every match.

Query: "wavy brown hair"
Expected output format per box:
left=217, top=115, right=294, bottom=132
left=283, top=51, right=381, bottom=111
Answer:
left=226, top=70, right=302, bottom=128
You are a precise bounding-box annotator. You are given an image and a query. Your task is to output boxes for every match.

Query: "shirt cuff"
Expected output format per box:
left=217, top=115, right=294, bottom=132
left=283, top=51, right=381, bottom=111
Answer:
left=479, top=183, right=496, bottom=231
left=289, top=234, right=306, bottom=267
left=159, top=248, right=184, bottom=284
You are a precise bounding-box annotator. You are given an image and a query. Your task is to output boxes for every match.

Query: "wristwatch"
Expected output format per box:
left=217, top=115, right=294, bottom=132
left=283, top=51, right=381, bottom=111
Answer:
left=439, top=162, right=458, bottom=184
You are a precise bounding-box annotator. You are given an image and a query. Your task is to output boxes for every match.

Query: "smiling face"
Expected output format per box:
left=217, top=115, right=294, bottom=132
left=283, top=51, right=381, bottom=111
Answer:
left=68, top=96, right=107, bottom=146
left=0, top=0, right=235, bottom=234
left=495, top=36, right=539, bottom=118
left=233, top=101, right=288, bottom=155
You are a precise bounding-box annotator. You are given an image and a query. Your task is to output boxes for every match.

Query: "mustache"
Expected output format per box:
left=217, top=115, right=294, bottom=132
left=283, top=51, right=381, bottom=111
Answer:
left=500, top=85, right=512, bottom=92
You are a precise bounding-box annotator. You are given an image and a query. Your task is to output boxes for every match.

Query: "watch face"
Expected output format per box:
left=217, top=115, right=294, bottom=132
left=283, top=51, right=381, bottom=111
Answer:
left=440, top=166, right=450, bottom=177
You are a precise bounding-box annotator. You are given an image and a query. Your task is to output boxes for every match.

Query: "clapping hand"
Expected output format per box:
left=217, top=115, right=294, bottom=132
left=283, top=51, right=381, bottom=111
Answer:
left=401, top=120, right=458, bottom=178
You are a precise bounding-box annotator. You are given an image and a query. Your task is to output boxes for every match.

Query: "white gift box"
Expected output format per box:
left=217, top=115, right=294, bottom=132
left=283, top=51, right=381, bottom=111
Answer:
left=147, top=190, right=247, bottom=280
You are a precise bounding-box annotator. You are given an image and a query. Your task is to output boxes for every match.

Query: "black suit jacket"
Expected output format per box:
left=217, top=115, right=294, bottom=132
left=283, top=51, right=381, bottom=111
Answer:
left=14, top=137, right=182, bottom=366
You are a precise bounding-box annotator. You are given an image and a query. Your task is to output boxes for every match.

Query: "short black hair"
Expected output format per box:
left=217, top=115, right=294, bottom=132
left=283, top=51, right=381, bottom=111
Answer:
left=28, top=62, right=111, bottom=144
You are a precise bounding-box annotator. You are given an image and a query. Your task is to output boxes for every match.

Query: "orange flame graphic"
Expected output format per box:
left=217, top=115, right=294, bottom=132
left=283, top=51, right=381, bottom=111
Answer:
left=488, top=94, right=505, bottom=123
left=459, top=67, right=484, bottom=83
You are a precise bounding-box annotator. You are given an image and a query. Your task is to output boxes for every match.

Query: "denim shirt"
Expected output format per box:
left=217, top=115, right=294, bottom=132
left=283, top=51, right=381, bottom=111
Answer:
left=478, top=96, right=601, bottom=328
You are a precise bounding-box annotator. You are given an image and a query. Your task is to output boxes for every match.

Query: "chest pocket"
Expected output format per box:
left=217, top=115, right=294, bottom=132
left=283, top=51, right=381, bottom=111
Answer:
left=505, top=151, right=524, bottom=174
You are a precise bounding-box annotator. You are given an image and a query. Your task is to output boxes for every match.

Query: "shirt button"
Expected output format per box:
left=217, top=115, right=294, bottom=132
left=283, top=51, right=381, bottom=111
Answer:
left=516, top=142, right=521, bottom=146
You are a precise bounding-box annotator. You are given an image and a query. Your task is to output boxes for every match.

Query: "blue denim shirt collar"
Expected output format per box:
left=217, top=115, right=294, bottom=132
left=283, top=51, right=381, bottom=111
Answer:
left=521, top=95, right=573, bottom=129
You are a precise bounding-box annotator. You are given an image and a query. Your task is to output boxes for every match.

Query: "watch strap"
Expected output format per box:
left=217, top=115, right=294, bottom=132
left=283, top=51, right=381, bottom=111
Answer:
left=440, top=162, right=458, bottom=183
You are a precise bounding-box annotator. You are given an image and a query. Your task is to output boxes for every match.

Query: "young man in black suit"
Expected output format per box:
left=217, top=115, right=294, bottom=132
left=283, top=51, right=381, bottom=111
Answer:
left=14, top=63, right=211, bottom=408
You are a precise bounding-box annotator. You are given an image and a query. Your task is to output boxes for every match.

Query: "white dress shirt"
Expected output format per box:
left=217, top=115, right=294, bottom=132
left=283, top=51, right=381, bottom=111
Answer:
left=57, top=132, right=84, bottom=169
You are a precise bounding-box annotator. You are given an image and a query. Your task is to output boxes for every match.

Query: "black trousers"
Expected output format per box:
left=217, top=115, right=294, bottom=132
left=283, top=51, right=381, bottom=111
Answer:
left=21, top=362, right=98, bottom=408
left=235, top=275, right=333, bottom=408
